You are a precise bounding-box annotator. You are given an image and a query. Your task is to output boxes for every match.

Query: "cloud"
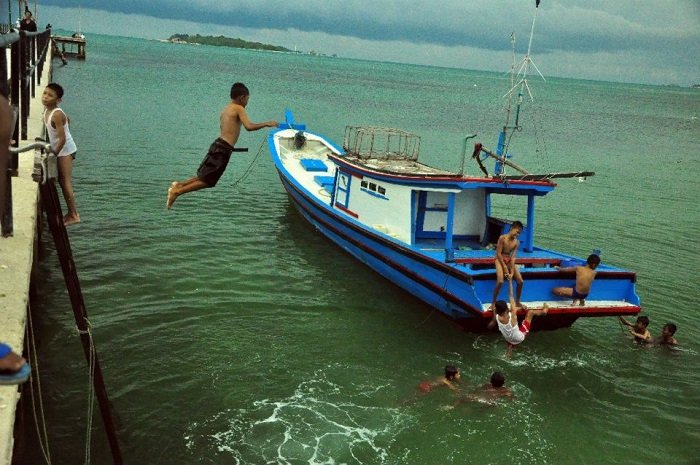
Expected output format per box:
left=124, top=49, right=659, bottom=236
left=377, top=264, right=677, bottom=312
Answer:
left=36, top=0, right=700, bottom=85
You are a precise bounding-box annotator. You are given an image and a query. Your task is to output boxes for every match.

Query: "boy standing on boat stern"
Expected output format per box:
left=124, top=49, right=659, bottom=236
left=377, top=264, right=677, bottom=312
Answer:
left=490, top=221, right=526, bottom=312
left=166, top=82, right=277, bottom=209
left=552, top=254, right=601, bottom=305
left=494, top=277, right=548, bottom=358
left=43, top=83, right=80, bottom=226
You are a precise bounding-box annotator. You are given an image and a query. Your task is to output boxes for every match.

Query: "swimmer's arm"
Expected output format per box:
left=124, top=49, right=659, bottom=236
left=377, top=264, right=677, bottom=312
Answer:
left=237, top=106, right=277, bottom=131
left=618, top=316, right=632, bottom=327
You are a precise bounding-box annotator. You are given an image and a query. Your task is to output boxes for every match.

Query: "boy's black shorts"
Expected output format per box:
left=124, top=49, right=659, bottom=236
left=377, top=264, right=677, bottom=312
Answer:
left=196, top=138, right=234, bottom=187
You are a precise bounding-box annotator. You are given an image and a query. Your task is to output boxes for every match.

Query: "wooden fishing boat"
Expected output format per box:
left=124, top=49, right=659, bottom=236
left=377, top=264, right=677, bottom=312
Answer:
left=267, top=3, right=641, bottom=331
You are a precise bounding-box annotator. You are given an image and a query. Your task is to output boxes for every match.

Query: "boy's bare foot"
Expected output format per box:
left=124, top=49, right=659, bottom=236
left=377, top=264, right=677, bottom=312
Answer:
left=0, top=350, right=25, bottom=373
left=166, top=182, right=178, bottom=209
left=542, top=303, right=549, bottom=315
left=516, top=302, right=528, bottom=310
left=63, top=214, right=80, bottom=226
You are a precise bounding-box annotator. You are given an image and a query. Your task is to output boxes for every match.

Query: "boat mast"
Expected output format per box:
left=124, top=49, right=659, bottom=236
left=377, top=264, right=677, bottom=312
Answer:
left=496, top=0, right=545, bottom=175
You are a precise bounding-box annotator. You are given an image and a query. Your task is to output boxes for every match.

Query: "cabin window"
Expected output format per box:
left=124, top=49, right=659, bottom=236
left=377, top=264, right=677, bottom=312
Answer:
left=360, top=179, right=388, bottom=199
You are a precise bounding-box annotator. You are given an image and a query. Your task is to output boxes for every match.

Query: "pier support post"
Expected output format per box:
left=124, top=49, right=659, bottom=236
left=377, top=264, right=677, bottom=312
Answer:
left=40, top=178, right=124, bottom=465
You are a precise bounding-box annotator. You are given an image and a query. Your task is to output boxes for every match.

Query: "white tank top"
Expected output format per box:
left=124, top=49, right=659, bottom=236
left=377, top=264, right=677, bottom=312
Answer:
left=497, top=312, right=525, bottom=345
left=44, top=108, right=77, bottom=157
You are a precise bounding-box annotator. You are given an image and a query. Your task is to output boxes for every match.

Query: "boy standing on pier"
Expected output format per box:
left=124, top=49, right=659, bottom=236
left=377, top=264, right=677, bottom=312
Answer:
left=43, top=83, right=80, bottom=226
left=166, top=82, right=277, bottom=209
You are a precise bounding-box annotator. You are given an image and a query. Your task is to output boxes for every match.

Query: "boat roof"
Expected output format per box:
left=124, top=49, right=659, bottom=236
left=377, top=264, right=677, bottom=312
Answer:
left=328, top=153, right=557, bottom=194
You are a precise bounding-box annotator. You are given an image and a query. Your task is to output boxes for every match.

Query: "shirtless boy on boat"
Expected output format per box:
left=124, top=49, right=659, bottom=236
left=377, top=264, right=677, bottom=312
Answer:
left=166, top=82, right=277, bottom=209
left=552, top=254, right=601, bottom=305
left=490, top=221, right=526, bottom=311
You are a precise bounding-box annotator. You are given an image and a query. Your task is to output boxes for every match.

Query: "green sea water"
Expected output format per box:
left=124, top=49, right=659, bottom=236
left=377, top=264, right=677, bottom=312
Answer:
left=19, top=33, right=700, bottom=464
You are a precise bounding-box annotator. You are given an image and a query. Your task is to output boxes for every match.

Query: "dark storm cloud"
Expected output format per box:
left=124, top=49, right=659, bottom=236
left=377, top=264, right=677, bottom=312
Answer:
left=40, top=0, right=699, bottom=57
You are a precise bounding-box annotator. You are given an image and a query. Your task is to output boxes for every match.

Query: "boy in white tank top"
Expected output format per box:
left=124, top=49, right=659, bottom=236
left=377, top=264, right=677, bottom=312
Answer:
left=42, top=82, right=80, bottom=225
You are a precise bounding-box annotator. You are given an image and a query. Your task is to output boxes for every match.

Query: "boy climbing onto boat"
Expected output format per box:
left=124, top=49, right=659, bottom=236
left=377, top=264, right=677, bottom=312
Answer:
left=166, top=82, right=277, bottom=209
left=552, top=254, right=601, bottom=305
left=494, top=277, right=548, bottom=358
left=619, top=315, right=652, bottom=344
left=490, top=221, right=526, bottom=313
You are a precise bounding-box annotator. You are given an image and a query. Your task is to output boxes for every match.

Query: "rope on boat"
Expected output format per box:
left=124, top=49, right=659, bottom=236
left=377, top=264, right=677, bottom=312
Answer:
left=230, top=138, right=267, bottom=191
left=26, top=302, right=53, bottom=465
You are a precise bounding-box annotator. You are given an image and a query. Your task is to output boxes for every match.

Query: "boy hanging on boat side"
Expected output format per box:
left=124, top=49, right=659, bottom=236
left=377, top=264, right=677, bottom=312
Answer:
left=166, top=82, right=277, bottom=209
left=619, top=315, right=652, bottom=344
left=552, top=254, right=601, bottom=306
left=493, top=276, right=548, bottom=358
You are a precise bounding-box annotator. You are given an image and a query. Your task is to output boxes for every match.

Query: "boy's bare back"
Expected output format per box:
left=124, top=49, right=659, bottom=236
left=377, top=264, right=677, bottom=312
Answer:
left=575, top=265, right=597, bottom=294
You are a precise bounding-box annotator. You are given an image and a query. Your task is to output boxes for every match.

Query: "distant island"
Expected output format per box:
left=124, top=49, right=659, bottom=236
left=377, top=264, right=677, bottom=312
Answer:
left=166, top=34, right=291, bottom=52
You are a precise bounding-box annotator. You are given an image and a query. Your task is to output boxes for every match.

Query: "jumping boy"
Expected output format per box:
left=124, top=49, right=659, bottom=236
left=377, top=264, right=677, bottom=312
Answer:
left=494, top=277, right=548, bottom=358
left=166, top=82, right=277, bottom=209
left=418, top=365, right=461, bottom=393
left=553, top=254, right=601, bottom=306
left=491, top=221, right=526, bottom=312
left=655, top=323, right=678, bottom=346
left=619, top=315, right=652, bottom=344
left=43, top=83, right=80, bottom=225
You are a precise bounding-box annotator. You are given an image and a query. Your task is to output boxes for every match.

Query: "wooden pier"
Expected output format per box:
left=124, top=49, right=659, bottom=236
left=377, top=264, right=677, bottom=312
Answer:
left=51, top=35, right=86, bottom=60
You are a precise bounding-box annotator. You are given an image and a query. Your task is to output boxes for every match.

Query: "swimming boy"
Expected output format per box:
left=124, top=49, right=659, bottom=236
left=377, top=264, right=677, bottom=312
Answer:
left=655, top=323, right=678, bottom=346
left=418, top=365, right=461, bottom=393
left=494, top=277, right=548, bottom=357
left=491, top=221, right=526, bottom=311
left=43, top=83, right=80, bottom=226
left=553, top=254, right=601, bottom=306
left=166, top=82, right=277, bottom=209
left=619, top=315, right=652, bottom=344
left=480, top=371, right=513, bottom=399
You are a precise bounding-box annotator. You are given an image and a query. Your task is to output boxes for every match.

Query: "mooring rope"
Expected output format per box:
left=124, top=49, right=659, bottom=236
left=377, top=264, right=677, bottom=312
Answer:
left=25, top=303, right=53, bottom=464
left=230, top=138, right=267, bottom=190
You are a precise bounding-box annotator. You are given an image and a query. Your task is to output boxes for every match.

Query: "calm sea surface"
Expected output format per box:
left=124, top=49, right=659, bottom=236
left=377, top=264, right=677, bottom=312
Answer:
left=20, top=33, right=700, bottom=464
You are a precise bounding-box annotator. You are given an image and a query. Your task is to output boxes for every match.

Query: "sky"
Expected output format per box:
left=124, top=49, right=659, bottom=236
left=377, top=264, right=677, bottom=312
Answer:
left=27, top=0, right=700, bottom=85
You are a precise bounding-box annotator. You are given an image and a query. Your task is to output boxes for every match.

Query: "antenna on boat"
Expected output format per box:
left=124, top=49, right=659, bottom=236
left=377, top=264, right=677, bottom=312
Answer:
left=495, top=0, right=546, bottom=175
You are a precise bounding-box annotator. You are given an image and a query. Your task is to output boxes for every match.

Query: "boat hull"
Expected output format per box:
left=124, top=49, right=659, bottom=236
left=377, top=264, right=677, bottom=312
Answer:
left=268, top=125, right=641, bottom=332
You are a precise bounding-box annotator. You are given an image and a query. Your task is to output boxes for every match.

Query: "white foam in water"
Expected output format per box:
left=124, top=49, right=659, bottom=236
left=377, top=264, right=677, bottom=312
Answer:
left=185, top=373, right=414, bottom=464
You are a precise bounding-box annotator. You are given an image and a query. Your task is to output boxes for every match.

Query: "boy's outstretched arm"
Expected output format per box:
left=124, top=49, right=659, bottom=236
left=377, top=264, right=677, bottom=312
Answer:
left=507, top=277, right=517, bottom=319
left=619, top=316, right=632, bottom=327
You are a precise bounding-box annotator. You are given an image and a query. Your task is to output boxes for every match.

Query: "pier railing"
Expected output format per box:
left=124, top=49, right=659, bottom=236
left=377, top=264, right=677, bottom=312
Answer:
left=1, top=27, right=52, bottom=237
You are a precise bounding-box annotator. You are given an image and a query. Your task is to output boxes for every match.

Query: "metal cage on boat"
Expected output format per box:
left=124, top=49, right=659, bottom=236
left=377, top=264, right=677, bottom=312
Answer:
left=343, top=126, right=420, bottom=161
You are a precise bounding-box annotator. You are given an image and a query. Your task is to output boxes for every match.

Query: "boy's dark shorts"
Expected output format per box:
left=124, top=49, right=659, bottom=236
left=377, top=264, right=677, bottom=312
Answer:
left=197, top=138, right=234, bottom=187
